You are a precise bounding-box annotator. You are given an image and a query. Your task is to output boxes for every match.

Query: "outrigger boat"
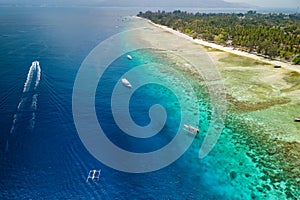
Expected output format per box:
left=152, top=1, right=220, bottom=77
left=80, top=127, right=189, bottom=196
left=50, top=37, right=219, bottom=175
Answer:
left=121, top=78, right=132, bottom=88
left=86, top=169, right=101, bottom=182
left=184, top=124, right=199, bottom=134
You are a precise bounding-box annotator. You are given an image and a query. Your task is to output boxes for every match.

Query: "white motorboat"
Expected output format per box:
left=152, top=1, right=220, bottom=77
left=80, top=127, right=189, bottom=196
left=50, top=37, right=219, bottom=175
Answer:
left=127, top=55, right=133, bottom=60
left=121, top=78, right=132, bottom=88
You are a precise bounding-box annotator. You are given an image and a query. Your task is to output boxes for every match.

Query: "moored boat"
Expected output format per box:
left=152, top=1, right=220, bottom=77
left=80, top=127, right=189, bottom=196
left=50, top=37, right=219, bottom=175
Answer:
left=184, top=124, right=199, bottom=134
left=121, top=78, right=132, bottom=88
left=294, top=118, right=300, bottom=122
left=127, top=55, right=132, bottom=60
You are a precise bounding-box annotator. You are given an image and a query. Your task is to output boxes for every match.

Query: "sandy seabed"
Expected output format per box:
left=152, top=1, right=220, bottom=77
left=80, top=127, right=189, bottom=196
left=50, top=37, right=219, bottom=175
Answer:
left=124, top=16, right=300, bottom=199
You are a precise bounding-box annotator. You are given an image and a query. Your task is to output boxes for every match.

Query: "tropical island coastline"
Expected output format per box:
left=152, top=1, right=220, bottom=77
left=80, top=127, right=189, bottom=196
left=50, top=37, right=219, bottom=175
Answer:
left=137, top=11, right=300, bottom=67
left=140, top=16, right=300, bottom=73
left=1, top=4, right=299, bottom=199
left=126, top=14, right=300, bottom=199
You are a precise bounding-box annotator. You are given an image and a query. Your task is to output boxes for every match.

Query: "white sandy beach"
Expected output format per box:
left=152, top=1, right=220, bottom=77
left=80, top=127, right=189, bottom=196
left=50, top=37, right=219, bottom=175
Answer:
left=126, top=16, right=300, bottom=198
left=127, top=16, right=300, bottom=141
left=140, top=17, right=300, bottom=73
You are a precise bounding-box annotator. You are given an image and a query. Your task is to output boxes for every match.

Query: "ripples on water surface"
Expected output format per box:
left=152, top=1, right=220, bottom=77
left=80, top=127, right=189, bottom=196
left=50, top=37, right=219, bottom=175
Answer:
left=0, top=6, right=293, bottom=199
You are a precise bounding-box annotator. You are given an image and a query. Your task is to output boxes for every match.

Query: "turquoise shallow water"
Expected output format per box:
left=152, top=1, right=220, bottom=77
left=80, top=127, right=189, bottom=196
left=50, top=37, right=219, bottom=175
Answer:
left=0, top=6, right=297, bottom=199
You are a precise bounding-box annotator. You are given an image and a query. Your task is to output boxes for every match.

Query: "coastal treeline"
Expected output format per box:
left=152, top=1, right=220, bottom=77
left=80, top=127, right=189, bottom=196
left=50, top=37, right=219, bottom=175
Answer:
left=138, top=11, right=300, bottom=64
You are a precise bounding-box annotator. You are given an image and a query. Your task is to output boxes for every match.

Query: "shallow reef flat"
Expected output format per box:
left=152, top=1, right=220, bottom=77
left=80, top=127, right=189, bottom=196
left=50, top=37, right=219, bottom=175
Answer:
left=126, top=16, right=300, bottom=199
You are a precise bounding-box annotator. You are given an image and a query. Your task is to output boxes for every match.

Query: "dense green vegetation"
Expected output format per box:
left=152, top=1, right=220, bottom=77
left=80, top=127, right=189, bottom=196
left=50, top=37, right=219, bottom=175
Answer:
left=138, top=11, right=300, bottom=64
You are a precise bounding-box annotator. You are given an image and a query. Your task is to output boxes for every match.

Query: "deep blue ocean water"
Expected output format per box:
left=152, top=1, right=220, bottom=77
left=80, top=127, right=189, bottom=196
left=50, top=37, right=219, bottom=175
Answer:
left=0, top=6, right=292, bottom=199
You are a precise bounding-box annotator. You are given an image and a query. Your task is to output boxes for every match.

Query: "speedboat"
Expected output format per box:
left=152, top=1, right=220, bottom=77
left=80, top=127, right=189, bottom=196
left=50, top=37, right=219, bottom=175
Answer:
left=121, top=78, right=132, bottom=88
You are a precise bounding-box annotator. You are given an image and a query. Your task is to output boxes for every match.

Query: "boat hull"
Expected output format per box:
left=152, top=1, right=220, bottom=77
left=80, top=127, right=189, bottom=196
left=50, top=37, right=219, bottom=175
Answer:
left=121, top=78, right=132, bottom=88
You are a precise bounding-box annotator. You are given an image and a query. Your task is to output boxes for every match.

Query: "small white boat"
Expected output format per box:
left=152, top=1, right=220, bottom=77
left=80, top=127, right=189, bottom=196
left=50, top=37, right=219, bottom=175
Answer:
left=127, top=55, right=133, bottom=60
left=184, top=124, right=199, bottom=134
left=121, top=78, right=132, bottom=88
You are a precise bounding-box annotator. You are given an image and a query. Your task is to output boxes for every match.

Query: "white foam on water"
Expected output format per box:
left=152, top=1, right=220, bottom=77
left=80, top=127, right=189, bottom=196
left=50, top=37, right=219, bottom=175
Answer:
left=17, top=101, right=22, bottom=110
left=31, top=94, right=38, bottom=111
left=10, top=114, right=18, bottom=134
left=9, top=125, right=15, bottom=134
left=9, top=61, right=41, bottom=135
left=17, top=97, right=26, bottom=110
left=34, top=61, right=41, bottom=90
left=23, top=61, right=37, bottom=93
left=23, top=61, right=41, bottom=92
left=12, top=114, right=17, bottom=123
left=29, top=112, right=36, bottom=130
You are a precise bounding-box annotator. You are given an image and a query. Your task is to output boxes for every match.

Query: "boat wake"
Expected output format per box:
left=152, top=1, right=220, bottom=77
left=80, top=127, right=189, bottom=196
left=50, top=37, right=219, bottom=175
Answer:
left=9, top=61, right=41, bottom=135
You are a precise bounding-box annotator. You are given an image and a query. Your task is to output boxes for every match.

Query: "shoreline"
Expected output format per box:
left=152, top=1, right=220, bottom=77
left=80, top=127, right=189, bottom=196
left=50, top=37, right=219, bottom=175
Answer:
left=127, top=16, right=300, bottom=198
left=131, top=15, right=300, bottom=143
left=136, top=16, right=300, bottom=73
